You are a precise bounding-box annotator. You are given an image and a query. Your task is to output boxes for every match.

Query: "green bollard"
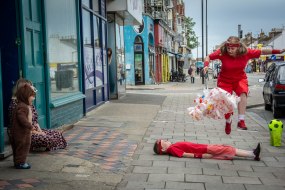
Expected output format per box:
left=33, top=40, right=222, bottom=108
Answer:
left=268, top=119, right=283, bottom=147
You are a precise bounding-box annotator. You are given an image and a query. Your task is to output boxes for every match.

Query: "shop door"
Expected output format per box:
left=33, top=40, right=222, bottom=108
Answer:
left=134, top=53, right=144, bottom=85
left=20, top=0, right=47, bottom=128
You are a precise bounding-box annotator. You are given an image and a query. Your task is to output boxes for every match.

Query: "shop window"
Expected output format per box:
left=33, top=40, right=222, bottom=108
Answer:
left=99, top=0, right=106, bottom=17
left=82, top=0, right=90, bottom=8
left=45, top=0, right=79, bottom=99
left=102, top=21, right=108, bottom=85
left=115, top=16, right=125, bottom=89
left=92, top=0, right=99, bottom=14
left=82, top=10, right=95, bottom=90
left=94, top=16, right=102, bottom=87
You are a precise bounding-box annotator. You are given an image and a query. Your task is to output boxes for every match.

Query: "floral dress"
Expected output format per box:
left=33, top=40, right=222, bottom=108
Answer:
left=9, top=98, right=67, bottom=151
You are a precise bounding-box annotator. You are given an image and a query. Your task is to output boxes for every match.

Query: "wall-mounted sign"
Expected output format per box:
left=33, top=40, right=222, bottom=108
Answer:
left=133, top=19, right=144, bottom=34
left=126, top=64, right=131, bottom=70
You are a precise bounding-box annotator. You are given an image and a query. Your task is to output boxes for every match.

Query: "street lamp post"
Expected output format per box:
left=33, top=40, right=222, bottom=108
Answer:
left=201, top=0, right=204, bottom=61
left=251, top=32, right=253, bottom=49
left=201, top=0, right=208, bottom=84
left=196, top=37, right=199, bottom=61
left=205, top=0, right=208, bottom=56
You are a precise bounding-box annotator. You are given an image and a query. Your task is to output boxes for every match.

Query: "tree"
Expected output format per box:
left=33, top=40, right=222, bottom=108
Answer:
left=184, top=17, right=198, bottom=49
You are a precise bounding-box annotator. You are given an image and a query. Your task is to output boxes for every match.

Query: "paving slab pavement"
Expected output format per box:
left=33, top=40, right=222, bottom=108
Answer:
left=1, top=73, right=284, bottom=190
left=119, top=73, right=285, bottom=190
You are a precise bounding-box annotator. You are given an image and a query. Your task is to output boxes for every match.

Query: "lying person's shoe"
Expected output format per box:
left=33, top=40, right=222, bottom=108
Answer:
left=237, top=120, right=247, bottom=130
left=253, top=143, right=261, bottom=161
left=15, top=163, right=31, bottom=169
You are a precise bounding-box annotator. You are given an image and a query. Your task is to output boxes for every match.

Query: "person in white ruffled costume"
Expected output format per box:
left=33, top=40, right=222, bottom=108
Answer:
left=202, top=36, right=285, bottom=134
left=188, top=87, right=240, bottom=121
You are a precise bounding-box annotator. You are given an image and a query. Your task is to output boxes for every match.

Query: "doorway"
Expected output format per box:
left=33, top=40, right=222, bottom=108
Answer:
left=0, top=0, right=47, bottom=129
left=20, top=0, right=47, bottom=128
left=134, top=36, right=144, bottom=85
left=0, top=1, right=20, bottom=128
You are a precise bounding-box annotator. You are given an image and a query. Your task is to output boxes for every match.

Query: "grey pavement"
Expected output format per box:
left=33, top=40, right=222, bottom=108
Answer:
left=0, top=73, right=285, bottom=190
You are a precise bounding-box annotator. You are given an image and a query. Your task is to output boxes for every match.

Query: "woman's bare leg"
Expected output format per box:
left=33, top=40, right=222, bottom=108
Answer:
left=238, top=93, right=247, bottom=115
left=235, top=149, right=254, bottom=157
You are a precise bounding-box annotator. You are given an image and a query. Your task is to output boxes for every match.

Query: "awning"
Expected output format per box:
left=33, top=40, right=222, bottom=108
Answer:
left=167, top=51, right=181, bottom=55
left=167, top=51, right=183, bottom=57
left=167, top=53, right=174, bottom=57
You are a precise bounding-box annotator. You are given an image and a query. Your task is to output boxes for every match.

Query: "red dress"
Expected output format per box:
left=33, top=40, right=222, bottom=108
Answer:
left=207, top=49, right=261, bottom=95
left=209, top=49, right=261, bottom=83
left=166, top=142, right=236, bottom=160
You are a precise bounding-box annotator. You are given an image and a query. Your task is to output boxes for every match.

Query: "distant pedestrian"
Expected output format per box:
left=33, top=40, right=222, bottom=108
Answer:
left=10, top=84, right=36, bottom=169
left=188, top=64, right=196, bottom=83
left=107, top=48, right=112, bottom=65
left=196, top=67, right=200, bottom=76
left=203, top=36, right=285, bottom=135
left=154, top=139, right=261, bottom=161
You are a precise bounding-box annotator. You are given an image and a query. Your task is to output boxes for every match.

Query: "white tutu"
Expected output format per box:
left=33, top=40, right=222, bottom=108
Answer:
left=187, top=87, right=240, bottom=120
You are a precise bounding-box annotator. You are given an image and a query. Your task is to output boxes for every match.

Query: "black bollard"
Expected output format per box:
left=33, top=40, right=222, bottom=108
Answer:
left=201, top=71, right=205, bottom=84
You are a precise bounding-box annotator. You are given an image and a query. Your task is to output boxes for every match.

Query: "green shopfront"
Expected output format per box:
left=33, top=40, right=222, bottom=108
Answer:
left=0, top=0, right=108, bottom=157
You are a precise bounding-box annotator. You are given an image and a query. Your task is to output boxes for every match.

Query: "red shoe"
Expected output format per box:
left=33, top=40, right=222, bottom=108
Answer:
left=237, top=120, right=247, bottom=130
left=225, top=121, right=232, bottom=135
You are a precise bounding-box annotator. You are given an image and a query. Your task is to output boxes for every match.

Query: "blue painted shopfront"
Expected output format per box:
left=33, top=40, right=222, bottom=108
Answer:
left=124, top=15, right=155, bottom=85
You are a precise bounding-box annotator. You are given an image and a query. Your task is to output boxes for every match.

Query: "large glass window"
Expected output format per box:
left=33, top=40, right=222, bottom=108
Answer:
left=116, top=16, right=125, bottom=90
left=45, top=0, right=79, bottom=98
left=82, top=10, right=94, bottom=90
left=94, top=16, right=102, bottom=87
left=92, top=0, right=99, bottom=14
left=100, top=0, right=106, bottom=17
left=82, top=0, right=90, bottom=8
left=102, top=21, right=108, bottom=85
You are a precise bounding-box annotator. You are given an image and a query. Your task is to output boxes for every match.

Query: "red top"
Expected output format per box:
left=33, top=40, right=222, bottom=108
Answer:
left=208, top=49, right=261, bottom=82
left=166, top=142, right=208, bottom=158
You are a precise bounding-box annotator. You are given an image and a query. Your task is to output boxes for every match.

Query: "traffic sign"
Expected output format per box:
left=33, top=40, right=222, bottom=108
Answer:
left=271, top=55, right=276, bottom=60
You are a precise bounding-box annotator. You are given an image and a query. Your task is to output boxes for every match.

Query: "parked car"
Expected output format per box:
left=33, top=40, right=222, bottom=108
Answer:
left=259, top=62, right=285, bottom=118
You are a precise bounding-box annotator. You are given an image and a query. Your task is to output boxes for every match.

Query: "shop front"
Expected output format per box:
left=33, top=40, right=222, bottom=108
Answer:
left=0, top=0, right=90, bottom=156
left=124, top=15, right=155, bottom=85
left=81, top=0, right=108, bottom=111
left=107, top=0, right=143, bottom=94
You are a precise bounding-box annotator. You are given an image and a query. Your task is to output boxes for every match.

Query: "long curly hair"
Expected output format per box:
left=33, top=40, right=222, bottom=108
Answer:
left=12, top=78, right=33, bottom=97
left=220, top=36, right=248, bottom=56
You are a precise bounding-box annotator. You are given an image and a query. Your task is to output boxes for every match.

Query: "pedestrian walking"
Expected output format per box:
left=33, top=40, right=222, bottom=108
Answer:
left=196, top=67, right=200, bottom=76
left=154, top=139, right=261, bottom=161
left=203, top=36, right=285, bottom=135
left=188, top=63, right=196, bottom=83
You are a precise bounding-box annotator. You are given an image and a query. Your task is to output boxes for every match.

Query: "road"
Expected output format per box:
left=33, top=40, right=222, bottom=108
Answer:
left=247, top=73, right=285, bottom=124
left=127, top=72, right=285, bottom=125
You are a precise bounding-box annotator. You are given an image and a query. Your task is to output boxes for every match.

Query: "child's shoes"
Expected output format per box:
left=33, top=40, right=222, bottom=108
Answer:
left=15, top=163, right=31, bottom=169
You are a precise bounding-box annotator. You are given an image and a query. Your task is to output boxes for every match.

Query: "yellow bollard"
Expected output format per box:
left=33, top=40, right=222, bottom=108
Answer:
left=268, top=119, right=283, bottom=147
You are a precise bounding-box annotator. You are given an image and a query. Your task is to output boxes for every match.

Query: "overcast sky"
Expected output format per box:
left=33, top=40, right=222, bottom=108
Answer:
left=184, top=0, right=285, bottom=59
